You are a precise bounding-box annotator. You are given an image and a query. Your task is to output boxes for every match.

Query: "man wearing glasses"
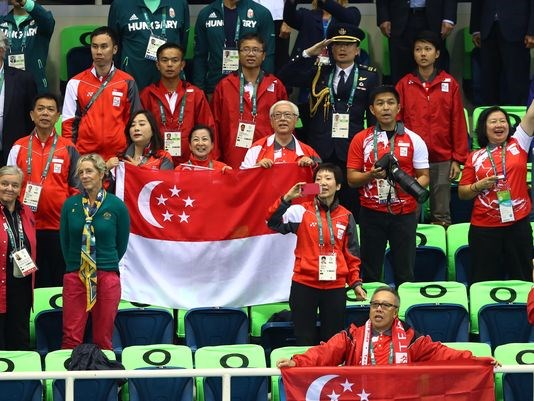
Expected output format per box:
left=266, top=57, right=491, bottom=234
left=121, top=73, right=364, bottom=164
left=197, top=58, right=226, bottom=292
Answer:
left=277, top=286, right=495, bottom=367
left=211, top=34, right=287, bottom=169
left=240, top=100, right=320, bottom=169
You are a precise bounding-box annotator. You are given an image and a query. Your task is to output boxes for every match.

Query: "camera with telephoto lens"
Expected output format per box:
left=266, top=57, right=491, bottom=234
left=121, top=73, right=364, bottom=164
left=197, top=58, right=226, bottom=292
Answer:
left=374, top=153, right=429, bottom=204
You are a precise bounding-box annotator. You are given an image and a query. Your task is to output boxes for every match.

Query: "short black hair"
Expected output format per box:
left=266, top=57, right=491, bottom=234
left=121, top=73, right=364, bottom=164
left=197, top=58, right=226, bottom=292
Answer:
left=475, top=106, right=513, bottom=148
left=156, top=42, right=185, bottom=60
left=32, top=93, right=60, bottom=111
left=413, top=30, right=441, bottom=52
left=371, top=286, right=400, bottom=307
left=238, top=33, right=265, bottom=51
left=314, top=163, right=342, bottom=186
left=90, top=26, right=119, bottom=46
left=369, top=85, right=400, bottom=105
left=125, top=110, right=164, bottom=152
left=189, top=124, right=214, bottom=143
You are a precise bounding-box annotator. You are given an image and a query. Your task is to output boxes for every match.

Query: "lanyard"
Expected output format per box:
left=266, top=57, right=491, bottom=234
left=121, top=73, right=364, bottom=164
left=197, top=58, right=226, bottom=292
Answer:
left=142, top=8, right=167, bottom=38
left=187, top=160, right=213, bottom=169
left=0, top=68, right=5, bottom=95
left=158, top=89, right=187, bottom=128
left=27, top=132, right=58, bottom=184
left=221, top=2, right=241, bottom=47
left=83, top=69, right=116, bottom=116
left=369, top=338, right=394, bottom=365
left=7, top=23, right=29, bottom=52
left=314, top=203, right=335, bottom=248
left=4, top=211, right=24, bottom=251
left=239, top=70, right=262, bottom=118
left=486, top=141, right=507, bottom=178
left=327, top=66, right=359, bottom=112
left=373, top=126, right=396, bottom=162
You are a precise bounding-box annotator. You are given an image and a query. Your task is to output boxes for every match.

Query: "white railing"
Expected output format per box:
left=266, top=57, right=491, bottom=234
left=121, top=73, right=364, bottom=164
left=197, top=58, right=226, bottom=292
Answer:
left=0, top=366, right=531, bottom=401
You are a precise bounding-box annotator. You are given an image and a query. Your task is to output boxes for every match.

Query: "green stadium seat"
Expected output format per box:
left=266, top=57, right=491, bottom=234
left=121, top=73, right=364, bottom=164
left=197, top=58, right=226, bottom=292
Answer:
left=269, top=346, right=310, bottom=401
left=59, top=25, right=99, bottom=83
left=494, top=343, right=534, bottom=401
left=469, top=280, right=532, bottom=335
left=29, top=286, right=63, bottom=349
left=184, top=24, right=195, bottom=60
left=345, top=281, right=387, bottom=327
left=446, top=223, right=470, bottom=283
left=44, top=349, right=116, bottom=401
left=398, top=281, right=469, bottom=342
left=250, top=302, right=289, bottom=338
left=122, top=345, right=194, bottom=401
left=0, top=351, right=42, bottom=401
left=442, top=342, right=492, bottom=357
left=381, top=36, right=390, bottom=78
left=194, top=344, right=267, bottom=401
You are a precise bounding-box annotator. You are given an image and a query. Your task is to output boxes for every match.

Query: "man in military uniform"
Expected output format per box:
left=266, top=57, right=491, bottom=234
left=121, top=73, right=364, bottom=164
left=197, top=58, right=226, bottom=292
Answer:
left=278, top=23, right=380, bottom=216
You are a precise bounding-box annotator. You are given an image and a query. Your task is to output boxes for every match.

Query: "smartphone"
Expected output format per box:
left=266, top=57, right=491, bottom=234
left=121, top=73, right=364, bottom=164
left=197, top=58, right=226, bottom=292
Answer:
left=301, top=183, right=321, bottom=196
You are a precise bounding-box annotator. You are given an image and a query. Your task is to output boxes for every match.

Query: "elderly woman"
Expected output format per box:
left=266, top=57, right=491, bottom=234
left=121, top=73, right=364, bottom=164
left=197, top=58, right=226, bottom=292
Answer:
left=107, top=110, right=174, bottom=171
left=0, top=166, right=36, bottom=350
left=459, top=101, right=534, bottom=283
left=60, top=154, right=130, bottom=350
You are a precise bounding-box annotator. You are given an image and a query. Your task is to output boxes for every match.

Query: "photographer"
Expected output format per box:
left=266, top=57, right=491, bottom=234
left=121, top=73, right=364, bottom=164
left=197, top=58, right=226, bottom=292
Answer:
left=347, top=85, right=429, bottom=287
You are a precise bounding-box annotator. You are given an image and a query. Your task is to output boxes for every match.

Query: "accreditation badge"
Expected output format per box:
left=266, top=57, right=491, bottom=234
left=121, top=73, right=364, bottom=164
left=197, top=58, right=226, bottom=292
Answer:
left=318, top=254, right=337, bottom=281
left=377, top=179, right=397, bottom=204
left=497, top=189, right=515, bottom=223
left=145, top=34, right=166, bottom=61
left=164, top=131, right=182, bottom=157
left=331, top=113, right=349, bottom=138
left=222, top=48, right=239, bottom=74
left=235, top=121, right=255, bottom=148
left=12, top=248, right=37, bottom=278
left=22, top=182, right=42, bottom=211
left=8, top=53, right=25, bottom=70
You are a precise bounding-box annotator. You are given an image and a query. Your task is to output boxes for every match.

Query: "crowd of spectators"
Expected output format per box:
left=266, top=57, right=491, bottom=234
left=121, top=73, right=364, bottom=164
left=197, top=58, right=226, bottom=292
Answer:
left=0, top=0, right=533, bottom=351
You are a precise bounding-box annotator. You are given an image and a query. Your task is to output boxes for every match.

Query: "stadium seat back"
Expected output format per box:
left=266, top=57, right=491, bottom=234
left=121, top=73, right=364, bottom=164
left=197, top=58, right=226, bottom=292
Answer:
left=30, top=287, right=62, bottom=349
left=250, top=302, right=290, bottom=338
left=494, top=343, right=534, bottom=401
left=469, top=280, right=532, bottom=334
left=445, top=223, right=470, bottom=281
left=442, top=342, right=492, bottom=357
left=405, top=304, right=469, bottom=342
left=478, top=304, right=534, bottom=349
left=128, top=367, right=194, bottom=401
left=184, top=307, right=249, bottom=352
left=53, top=379, right=117, bottom=401
left=0, top=351, right=42, bottom=401
left=194, top=344, right=266, bottom=401
left=269, top=346, right=310, bottom=401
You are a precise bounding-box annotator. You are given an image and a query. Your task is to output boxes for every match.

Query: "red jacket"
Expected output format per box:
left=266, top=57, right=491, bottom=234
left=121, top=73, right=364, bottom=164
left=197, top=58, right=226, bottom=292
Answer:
left=267, top=196, right=361, bottom=290
left=211, top=72, right=287, bottom=169
left=7, top=133, right=79, bottom=230
left=140, top=80, right=216, bottom=164
left=396, top=70, right=468, bottom=164
left=0, top=203, right=36, bottom=313
left=292, top=319, right=475, bottom=366
left=62, top=65, right=141, bottom=160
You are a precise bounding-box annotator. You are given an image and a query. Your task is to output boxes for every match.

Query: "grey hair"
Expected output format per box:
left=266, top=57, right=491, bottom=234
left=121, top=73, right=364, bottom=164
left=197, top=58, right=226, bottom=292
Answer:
left=0, top=30, right=8, bottom=51
left=0, top=165, right=24, bottom=183
left=269, top=100, right=299, bottom=118
left=77, top=153, right=107, bottom=176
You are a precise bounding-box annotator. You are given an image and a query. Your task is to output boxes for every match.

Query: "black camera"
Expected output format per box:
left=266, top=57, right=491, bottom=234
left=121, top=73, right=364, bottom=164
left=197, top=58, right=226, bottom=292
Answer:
left=374, top=153, right=429, bottom=204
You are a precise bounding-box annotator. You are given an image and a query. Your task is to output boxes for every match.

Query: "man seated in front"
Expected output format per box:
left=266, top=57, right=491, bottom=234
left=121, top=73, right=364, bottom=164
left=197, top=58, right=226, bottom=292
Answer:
left=277, top=286, right=497, bottom=367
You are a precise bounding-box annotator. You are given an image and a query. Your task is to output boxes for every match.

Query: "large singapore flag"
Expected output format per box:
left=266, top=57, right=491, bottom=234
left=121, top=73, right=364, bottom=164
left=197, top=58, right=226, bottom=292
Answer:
left=115, top=163, right=313, bottom=308
left=281, top=361, right=495, bottom=401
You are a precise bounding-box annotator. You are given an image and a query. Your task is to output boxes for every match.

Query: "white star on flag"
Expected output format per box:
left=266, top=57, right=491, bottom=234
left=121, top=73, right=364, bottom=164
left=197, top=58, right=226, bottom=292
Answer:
left=162, top=210, right=173, bottom=222
left=327, top=390, right=340, bottom=401
left=178, top=211, right=190, bottom=223
left=156, top=194, right=168, bottom=205
left=183, top=196, right=195, bottom=207
left=340, top=379, right=353, bottom=392
left=358, top=389, right=370, bottom=401
left=169, top=185, right=181, bottom=197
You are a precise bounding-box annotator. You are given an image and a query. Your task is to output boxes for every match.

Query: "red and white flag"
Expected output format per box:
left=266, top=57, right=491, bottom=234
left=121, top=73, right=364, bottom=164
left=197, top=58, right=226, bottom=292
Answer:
left=281, top=361, right=495, bottom=401
left=115, top=163, right=313, bottom=308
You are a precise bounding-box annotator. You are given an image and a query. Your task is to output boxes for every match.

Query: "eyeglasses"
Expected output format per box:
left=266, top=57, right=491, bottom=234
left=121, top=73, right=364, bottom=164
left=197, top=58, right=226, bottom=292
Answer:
left=271, top=112, right=298, bottom=120
left=239, top=47, right=264, bottom=55
left=370, top=301, right=398, bottom=310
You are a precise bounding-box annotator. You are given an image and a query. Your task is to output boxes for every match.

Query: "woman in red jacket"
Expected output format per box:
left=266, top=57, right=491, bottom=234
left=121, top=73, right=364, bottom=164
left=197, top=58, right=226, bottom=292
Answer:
left=267, top=163, right=366, bottom=345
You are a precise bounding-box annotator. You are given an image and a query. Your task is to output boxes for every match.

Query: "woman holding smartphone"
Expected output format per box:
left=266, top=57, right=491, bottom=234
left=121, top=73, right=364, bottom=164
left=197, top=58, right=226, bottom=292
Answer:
left=267, top=162, right=366, bottom=345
